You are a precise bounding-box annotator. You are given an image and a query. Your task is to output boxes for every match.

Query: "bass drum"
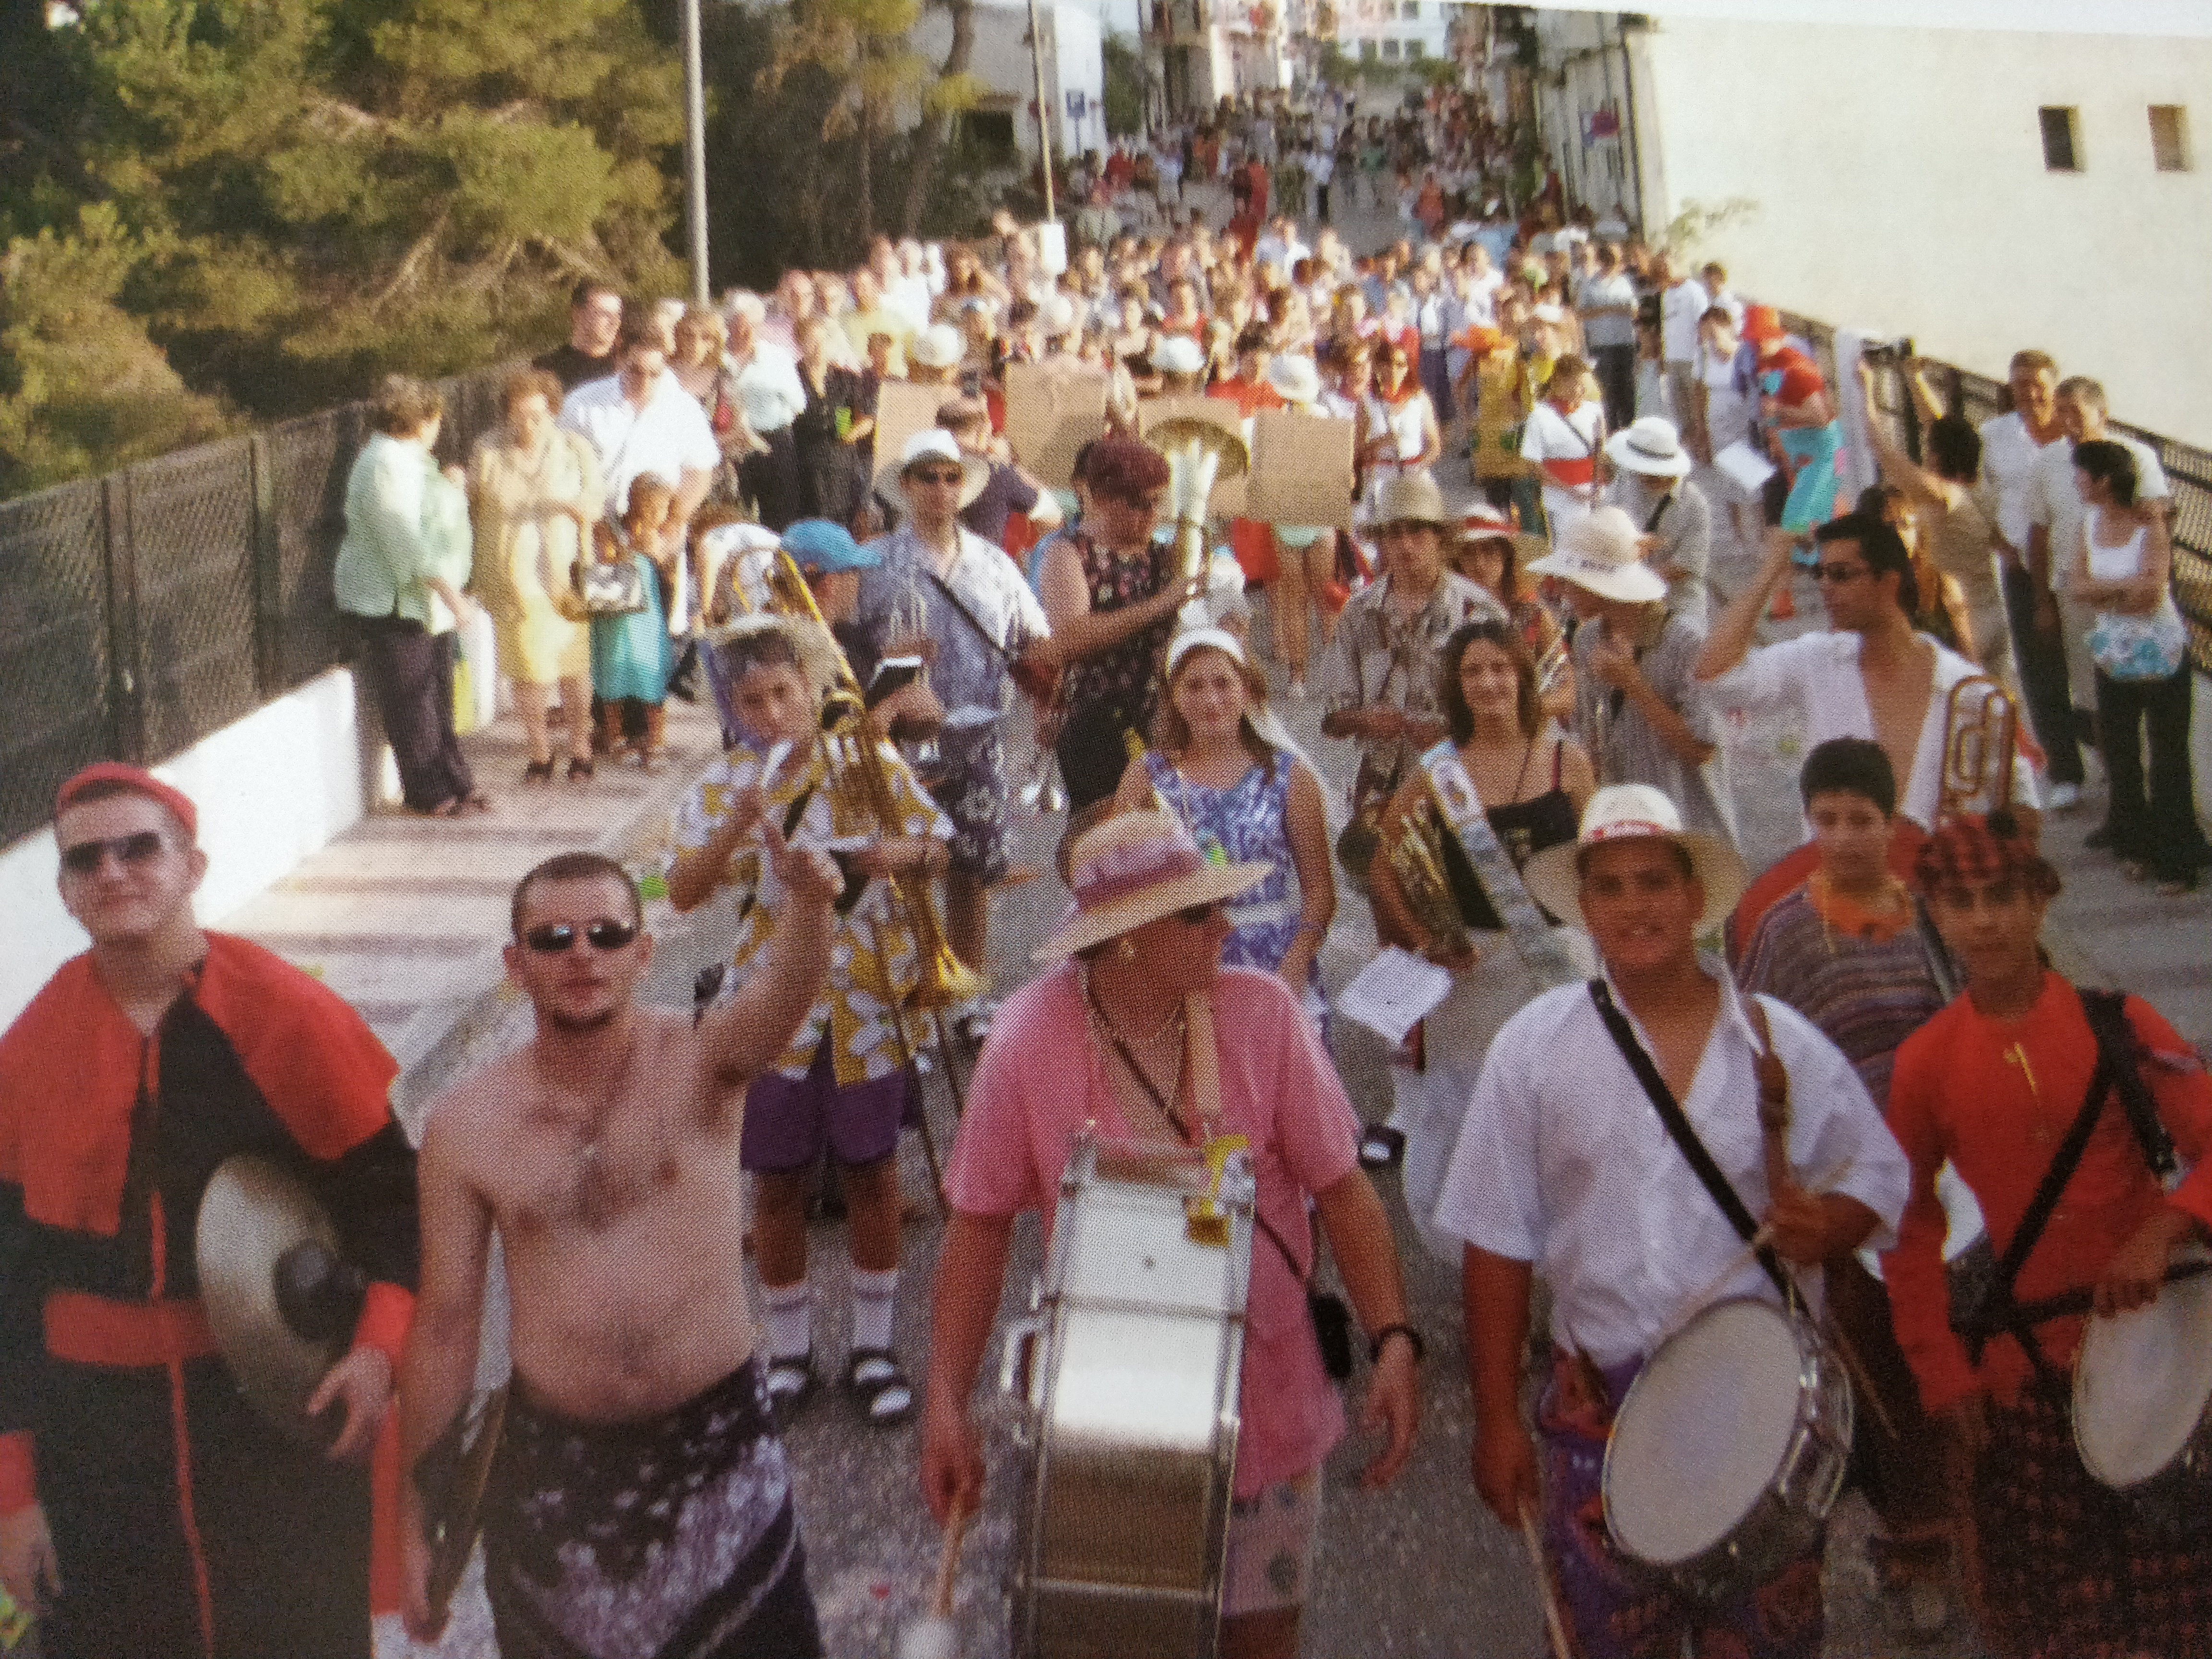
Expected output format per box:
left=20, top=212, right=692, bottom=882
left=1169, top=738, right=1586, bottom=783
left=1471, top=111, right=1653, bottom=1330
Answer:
left=1003, top=1135, right=1255, bottom=1659
left=2074, top=1256, right=2212, bottom=1528
left=1602, top=1298, right=1853, bottom=1604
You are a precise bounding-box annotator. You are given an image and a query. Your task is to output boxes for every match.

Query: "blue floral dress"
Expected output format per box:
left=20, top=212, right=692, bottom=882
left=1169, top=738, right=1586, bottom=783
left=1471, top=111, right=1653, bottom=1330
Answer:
left=1144, top=751, right=1321, bottom=1009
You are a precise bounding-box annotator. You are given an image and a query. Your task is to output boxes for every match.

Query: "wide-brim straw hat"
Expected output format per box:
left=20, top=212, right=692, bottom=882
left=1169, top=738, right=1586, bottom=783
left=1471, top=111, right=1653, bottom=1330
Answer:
left=1525, top=505, right=1667, bottom=604
left=1371, top=471, right=1454, bottom=532
left=1522, top=783, right=1750, bottom=936
left=1606, top=417, right=1694, bottom=480
left=873, top=428, right=988, bottom=510
left=1036, top=808, right=1269, bottom=961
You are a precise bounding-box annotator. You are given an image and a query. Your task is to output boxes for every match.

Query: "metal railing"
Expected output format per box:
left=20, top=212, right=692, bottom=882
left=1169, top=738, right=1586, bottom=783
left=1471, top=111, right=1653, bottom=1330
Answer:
left=1779, top=313, right=2212, bottom=677
left=0, top=363, right=520, bottom=849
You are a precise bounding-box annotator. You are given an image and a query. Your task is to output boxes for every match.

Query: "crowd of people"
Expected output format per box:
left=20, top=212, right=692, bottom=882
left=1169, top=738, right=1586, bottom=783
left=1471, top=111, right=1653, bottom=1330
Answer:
left=2, top=80, right=2210, bottom=1659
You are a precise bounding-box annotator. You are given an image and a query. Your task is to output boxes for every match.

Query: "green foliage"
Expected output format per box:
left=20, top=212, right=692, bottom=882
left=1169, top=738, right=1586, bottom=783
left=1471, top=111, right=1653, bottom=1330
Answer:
left=0, top=0, right=687, bottom=497
left=0, top=206, right=238, bottom=499
left=1101, top=33, right=1145, bottom=139
left=1656, top=196, right=1761, bottom=261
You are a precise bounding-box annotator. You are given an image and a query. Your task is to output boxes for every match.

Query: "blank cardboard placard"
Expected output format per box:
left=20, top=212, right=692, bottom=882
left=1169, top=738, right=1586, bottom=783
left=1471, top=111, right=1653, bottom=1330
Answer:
left=1004, top=363, right=1109, bottom=489
left=873, top=381, right=952, bottom=494
left=1138, top=397, right=1249, bottom=518
left=1246, top=412, right=1356, bottom=529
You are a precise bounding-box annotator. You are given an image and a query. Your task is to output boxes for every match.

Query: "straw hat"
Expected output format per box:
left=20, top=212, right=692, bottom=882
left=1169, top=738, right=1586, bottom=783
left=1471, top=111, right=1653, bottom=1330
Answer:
left=1371, top=471, right=1454, bottom=532
left=1525, top=506, right=1666, bottom=604
left=1605, top=417, right=1694, bottom=480
left=873, top=428, right=988, bottom=510
left=1036, top=809, right=1269, bottom=961
left=1522, top=784, right=1750, bottom=936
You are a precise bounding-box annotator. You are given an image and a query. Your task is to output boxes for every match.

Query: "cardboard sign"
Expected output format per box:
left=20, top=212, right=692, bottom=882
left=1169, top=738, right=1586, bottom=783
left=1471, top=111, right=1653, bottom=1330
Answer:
left=1138, top=396, right=1250, bottom=518
left=871, top=380, right=950, bottom=495
left=1245, top=411, right=1357, bottom=530
left=1004, top=362, right=1109, bottom=489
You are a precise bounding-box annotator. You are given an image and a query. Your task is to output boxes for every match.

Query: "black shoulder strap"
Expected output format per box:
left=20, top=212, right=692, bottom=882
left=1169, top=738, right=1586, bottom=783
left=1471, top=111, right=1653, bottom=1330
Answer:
left=923, top=568, right=1018, bottom=666
left=1589, top=980, right=1791, bottom=1301
left=2080, top=988, right=2177, bottom=1178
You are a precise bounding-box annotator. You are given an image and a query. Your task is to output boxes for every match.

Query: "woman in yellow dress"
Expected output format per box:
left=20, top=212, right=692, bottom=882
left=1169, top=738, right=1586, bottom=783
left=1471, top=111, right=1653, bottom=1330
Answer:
left=468, top=366, right=602, bottom=781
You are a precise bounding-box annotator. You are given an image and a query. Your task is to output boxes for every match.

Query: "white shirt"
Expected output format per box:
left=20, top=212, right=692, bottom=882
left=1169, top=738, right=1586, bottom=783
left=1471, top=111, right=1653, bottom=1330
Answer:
left=1577, top=271, right=1638, bottom=350
left=1520, top=400, right=1606, bottom=523
left=728, top=343, right=809, bottom=435
left=2027, top=431, right=2170, bottom=593
left=1434, top=964, right=1910, bottom=1369
left=1705, top=629, right=2041, bottom=829
left=559, top=373, right=720, bottom=515
left=1659, top=278, right=1710, bottom=364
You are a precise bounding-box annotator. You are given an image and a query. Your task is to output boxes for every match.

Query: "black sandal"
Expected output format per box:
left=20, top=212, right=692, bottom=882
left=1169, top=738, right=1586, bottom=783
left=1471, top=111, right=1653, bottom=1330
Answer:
left=845, top=1347, right=914, bottom=1426
left=523, top=759, right=555, bottom=784
left=765, top=1351, right=815, bottom=1423
left=567, top=757, right=595, bottom=782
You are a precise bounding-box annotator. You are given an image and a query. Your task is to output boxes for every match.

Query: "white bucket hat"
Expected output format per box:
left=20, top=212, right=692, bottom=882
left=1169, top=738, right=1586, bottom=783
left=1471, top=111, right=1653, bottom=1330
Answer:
left=1264, top=353, right=1323, bottom=406
left=1041, top=293, right=1079, bottom=336
left=1525, top=506, right=1666, bottom=604
left=1521, top=784, right=1750, bottom=936
left=1152, top=334, right=1208, bottom=376
left=910, top=323, right=965, bottom=370
left=875, top=428, right=988, bottom=509
left=1605, top=416, right=1695, bottom=480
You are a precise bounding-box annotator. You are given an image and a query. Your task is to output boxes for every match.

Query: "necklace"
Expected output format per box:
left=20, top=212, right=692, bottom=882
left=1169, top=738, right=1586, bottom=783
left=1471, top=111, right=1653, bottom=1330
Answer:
left=1080, top=967, right=1189, bottom=1141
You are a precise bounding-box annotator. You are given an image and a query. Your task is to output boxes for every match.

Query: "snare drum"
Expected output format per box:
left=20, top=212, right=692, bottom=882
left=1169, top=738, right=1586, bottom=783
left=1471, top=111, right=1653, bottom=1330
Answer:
left=1602, top=1298, right=1853, bottom=1604
left=2073, top=1260, right=2212, bottom=1524
left=1004, top=1134, right=1256, bottom=1659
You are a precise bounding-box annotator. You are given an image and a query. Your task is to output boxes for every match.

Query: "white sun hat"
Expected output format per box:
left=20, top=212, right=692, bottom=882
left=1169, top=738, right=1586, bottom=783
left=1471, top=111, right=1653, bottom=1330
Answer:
left=1521, top=783, right=1750, bottom=936
left=1605, top=416, right=1695, bottom=480
left=1525, top=506, right=1667, bottom=604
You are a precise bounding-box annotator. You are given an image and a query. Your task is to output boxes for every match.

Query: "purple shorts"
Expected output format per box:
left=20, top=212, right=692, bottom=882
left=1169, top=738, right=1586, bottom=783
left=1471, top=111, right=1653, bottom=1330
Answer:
left=740, top=1037, right=909, bottom=1174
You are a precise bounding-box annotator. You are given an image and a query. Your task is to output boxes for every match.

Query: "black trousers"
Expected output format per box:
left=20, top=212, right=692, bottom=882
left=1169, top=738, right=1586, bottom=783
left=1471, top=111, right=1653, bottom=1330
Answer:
left=1591, top=343, right=1637, bottom=436
left=2096, top=662, right=2210, bottom=879
left=354, top=615, right=474, bottom=813
left=1056, top=696, right=1146, bottom=817
left=741, top=426, right=802, bottom=532
left=38, top=1355, right=373, bottom=1659
left=1315, top=182, right=1331, bottom=221
left=2002, top=563, right=2084, bottom=787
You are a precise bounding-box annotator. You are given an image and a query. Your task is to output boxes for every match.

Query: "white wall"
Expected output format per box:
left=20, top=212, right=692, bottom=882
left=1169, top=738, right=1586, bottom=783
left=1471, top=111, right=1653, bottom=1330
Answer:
left=0, top=666, right=372, bottom=1029
left=1616, top=17, right=2212, bottom=447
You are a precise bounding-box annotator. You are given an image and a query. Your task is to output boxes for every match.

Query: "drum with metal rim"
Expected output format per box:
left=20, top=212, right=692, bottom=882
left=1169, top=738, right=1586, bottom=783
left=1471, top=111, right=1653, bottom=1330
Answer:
left=2074, top=1255, right=2212, bottom=1528
left=1602, top=1297, right=1853, bottom=1604
left=1001, top=1133, right=1255, bottom=1659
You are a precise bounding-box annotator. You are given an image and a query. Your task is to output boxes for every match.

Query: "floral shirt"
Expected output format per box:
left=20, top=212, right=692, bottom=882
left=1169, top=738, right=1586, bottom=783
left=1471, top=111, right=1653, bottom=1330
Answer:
left=670, top=740, right=950, bottom=1084
left=1318, top=569, right=1503, bottom=781
left=1058, top=529, right=1177, bottom=727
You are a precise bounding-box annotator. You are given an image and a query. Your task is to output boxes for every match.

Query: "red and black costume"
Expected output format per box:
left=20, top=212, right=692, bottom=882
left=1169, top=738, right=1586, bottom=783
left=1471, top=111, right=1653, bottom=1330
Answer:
left=0, top=935, right=418, bottom=1659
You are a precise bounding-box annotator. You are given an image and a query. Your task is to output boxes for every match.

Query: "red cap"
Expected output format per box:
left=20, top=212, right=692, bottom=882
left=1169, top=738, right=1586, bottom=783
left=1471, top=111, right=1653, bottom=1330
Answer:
left=55, top=762, right=199, bottom=840
left=1740, top=305, right=1786, bottom=345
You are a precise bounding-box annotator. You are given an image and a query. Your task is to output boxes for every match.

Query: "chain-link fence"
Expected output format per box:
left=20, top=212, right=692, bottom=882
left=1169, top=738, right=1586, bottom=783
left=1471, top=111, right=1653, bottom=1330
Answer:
left=1780, top=313, right=2212, bottom=676
left=0, top=364, right=521, bottom=848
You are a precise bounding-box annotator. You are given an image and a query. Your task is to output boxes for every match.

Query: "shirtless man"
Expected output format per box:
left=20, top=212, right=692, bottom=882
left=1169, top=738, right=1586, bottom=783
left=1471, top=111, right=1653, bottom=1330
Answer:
left=1696, top=516, right=2039, bottom=833
left=399, top=842, right=839, bottom=1659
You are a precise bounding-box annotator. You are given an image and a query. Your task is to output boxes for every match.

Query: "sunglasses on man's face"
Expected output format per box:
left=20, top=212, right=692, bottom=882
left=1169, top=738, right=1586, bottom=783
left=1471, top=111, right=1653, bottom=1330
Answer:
left=520, top=919, right=640, bottom=954
left=910, top=468, right=967, bottom=487
left=60, top=830, right=167, bottom=876
left=1173, top=902, right=1220, bottom=926
left=1812, top=563, right=1869, bottom=585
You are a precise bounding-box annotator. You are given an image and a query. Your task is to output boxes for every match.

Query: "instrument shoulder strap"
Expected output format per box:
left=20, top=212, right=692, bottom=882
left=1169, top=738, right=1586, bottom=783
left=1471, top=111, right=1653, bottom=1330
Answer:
left=1589, top=979, right=1793, bottom=1302
left=1964, top=986, right=2180, bottom=1366
left=921, top=565, right=1019, bottom=664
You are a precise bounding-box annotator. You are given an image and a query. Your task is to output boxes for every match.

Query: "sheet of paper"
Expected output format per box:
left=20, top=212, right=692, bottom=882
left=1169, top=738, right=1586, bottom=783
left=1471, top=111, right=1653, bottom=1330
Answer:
left=1245, top=412, right=1357, bottom=529
left=873, top=381, right=947, bottom=498
left=1714, top=440, right=1778, bottom=495
left=1004, top=362, right=1109, bottom=488
left=1334, top=947, right=1454, bottom=1047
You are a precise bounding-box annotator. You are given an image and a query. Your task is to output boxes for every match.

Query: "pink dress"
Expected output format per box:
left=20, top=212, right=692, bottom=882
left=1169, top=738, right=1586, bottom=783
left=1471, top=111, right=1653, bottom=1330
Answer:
left=947, top=964, right=1359, bottom=1496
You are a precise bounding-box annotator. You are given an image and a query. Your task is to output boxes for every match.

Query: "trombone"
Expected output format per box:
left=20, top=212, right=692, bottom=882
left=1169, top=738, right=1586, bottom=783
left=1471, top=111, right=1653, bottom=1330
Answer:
left=1937, top=674, right=2018, bottom=822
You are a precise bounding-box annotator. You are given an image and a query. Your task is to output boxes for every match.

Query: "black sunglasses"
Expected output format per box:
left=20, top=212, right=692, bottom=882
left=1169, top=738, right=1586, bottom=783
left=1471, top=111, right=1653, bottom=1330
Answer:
left=521, top=919, right=640, bottom=954
left=910, top=468, right=967, bottom=486
left=1812, top=563, right=1868, bottom=585
left=60, top=830, right=167, bottom=876
left=1173, top=902, right=1220, bottom=926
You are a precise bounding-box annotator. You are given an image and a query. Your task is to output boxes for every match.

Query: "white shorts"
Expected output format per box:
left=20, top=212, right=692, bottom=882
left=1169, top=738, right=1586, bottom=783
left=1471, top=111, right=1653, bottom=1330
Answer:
left=1221, top=1469, right=1323, bottom=1617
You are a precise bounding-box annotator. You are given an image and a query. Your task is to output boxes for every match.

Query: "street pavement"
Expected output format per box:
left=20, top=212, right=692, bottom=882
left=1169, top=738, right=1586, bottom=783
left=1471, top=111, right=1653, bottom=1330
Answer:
left=196, top=188, right=2207, bottom=1658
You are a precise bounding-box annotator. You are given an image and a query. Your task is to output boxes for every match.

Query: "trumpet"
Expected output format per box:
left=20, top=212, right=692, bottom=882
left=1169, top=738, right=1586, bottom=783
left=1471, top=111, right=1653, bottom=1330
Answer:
left=1387, top=789, right=1477, bottom=963
left=755, top=550, right=984, bottom=1012
left=1937, top=674, right=2018, bottom=822
left=1151, top=416, right=1250, bottom=628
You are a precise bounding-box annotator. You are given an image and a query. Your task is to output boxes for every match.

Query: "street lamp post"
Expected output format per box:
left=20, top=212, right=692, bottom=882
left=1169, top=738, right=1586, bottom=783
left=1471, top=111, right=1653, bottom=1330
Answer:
left=681, top=0, right=710, bottom=305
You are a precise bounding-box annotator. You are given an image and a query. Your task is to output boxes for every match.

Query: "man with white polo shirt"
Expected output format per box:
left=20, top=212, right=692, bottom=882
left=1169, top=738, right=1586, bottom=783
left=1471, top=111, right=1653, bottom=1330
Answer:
left=560, top=313, right=721, bottom=532
left=1440, top=783, right=1909, bottom=1659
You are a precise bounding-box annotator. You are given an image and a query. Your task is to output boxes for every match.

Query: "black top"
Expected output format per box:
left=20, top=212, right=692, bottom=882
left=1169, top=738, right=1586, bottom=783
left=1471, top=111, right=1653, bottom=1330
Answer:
left=1437, top=738, right=1580, bottom=930
left=535, top=342, right=616, bottom=393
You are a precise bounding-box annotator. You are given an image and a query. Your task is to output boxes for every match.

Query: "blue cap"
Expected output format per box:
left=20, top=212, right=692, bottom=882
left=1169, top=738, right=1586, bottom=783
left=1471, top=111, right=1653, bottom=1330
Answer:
left=781, top=519, right=877, bottom=576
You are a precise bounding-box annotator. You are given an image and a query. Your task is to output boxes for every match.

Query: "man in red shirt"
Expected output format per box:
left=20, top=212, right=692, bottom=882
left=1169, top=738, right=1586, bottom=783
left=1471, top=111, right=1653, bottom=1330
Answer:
left=1885, top=813, right=2212, bottom=1658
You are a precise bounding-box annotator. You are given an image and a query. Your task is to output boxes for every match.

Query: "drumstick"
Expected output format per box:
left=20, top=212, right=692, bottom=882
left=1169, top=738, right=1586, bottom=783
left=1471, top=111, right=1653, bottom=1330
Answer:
left=1517, top=1503, right=1575, bottom=1659
left=895, top=1496, right=973, bottom=1659
left=932, top=1494, right=973, bottom=1620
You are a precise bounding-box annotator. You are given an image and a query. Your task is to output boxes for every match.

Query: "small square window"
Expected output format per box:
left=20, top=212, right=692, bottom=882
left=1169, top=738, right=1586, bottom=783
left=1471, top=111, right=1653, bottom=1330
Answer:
left=1381, top=36, right=1400, bottom=58
left=1406, top=37, right=1423, bottom=56
left=1359, top=36, right=1376, bottom=59
left=2151, top=105, right=2191, bottom=172
left=1402, top=0, right=1418, bottom=15
left=2039, top=106, right=2080, bottom=172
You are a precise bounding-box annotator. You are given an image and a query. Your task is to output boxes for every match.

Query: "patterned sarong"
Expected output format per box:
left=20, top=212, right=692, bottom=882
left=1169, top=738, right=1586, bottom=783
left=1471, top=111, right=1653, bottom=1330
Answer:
left=484, top=1358, right=825, bottom=1659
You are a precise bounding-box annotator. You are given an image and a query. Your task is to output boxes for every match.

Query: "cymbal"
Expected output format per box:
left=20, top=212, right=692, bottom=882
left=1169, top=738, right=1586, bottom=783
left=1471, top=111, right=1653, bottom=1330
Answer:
left=195, top=1154, right=363, bottom=1445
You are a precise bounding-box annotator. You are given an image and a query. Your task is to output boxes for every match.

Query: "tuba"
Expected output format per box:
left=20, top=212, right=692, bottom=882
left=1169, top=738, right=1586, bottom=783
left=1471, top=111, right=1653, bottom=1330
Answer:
left=1150, top=416, right=1250, bottom=630
left=1936, top=674, right=2018, bottom=822
left=1386, top=784, right=1478, bottom=962
left=756, top=550, right=984, bottom=1012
